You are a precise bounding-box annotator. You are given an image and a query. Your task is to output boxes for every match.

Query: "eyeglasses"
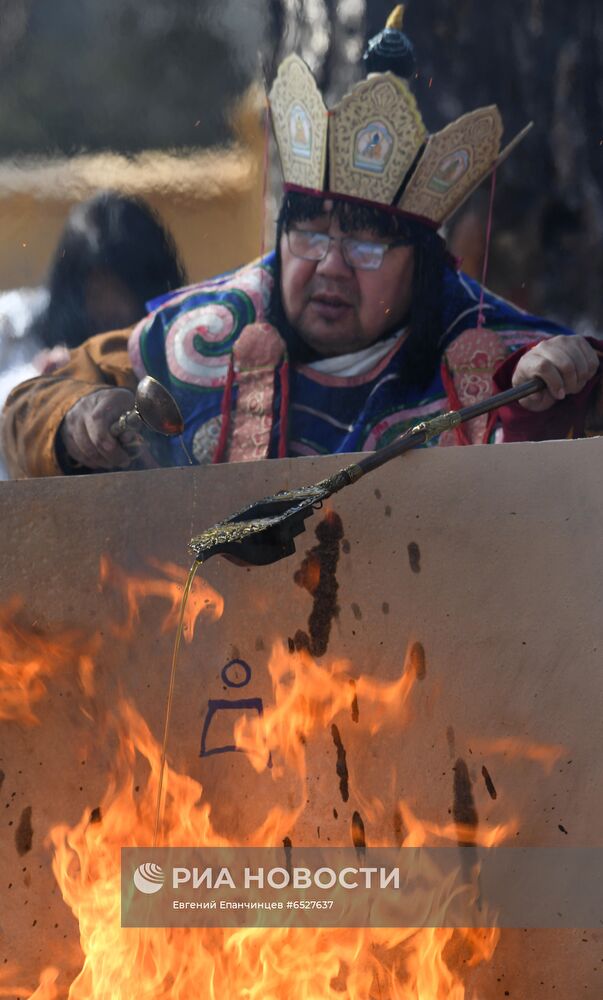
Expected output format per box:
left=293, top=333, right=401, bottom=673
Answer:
left=286, top=228, right=412, bottom=271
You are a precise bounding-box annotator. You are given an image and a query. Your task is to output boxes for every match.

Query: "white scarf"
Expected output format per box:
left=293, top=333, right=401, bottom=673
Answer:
left=307, top=327, right=407, bottom=378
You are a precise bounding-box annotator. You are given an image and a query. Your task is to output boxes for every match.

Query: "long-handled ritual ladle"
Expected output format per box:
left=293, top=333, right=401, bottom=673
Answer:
left=189, top=377, right=546, bottom=567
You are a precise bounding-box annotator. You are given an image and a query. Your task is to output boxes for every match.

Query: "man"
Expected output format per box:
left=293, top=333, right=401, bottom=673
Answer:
left=2, top=8, right=600, bottom=478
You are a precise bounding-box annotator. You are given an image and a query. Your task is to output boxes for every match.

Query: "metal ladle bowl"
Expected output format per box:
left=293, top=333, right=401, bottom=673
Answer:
left=110, top=376, right=184, bottom=438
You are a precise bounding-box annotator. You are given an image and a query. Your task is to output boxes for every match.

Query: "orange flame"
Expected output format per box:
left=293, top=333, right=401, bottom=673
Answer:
left=1, top=563, right=509, bottom=999
left=0, top=597, right=99, bottom=726
left=233, top=640, right=419, bottom=782
left=28, top=697, right=499, bottom=999
left=395, top=799, right=517, bottom=849
left=99, top=556, right=223, bottom=643
left=470, top=736, right=566, bottom=774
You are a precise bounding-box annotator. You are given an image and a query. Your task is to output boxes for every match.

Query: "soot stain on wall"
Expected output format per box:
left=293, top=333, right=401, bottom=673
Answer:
left=453, top=759, right=478, bottom=828
left=407, top=542, right=421, bottom=573
left=293, top=513, right=344, bottom=656
left=283, top=836, right=293, bottom=876
left=408, top=641, right=426, bottom=680
left=350, top=680, right=359, bottom=722
left=352, top=811, right=366, bottom=859
left=481, top=765, right=497, bottom=800
left=331, top=723, right=349, bottom=802
left=15, top=805, right=33, bottom=856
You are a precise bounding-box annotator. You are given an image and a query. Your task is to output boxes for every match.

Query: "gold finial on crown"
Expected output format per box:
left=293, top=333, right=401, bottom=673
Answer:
left=385, top=4, right=405, bottom=30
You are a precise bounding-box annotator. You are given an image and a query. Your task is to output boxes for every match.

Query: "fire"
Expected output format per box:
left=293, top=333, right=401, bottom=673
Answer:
left=99, top=555, right=223, bottom=643
left=0, top=597, right=99, bottom=726
left=470, top=736, right=566, bottom=774
left=25, top=694, right=499, bottom=1000
left=2, top=558, right=544, bottom=999
left=233, top=640, right=419, bottom=783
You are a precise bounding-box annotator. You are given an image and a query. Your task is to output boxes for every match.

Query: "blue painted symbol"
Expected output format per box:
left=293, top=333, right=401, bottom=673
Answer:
left=221, top=658, right=252, bottom=688
left=200, top=659, right=272, bottom=767
left=200, top=698, right=264, bottom=757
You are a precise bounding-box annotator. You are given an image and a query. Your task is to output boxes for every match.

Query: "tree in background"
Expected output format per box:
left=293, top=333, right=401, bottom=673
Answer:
left=0, top=0, right=265, bottom=153
left=267, top=0, right=603, bottom=334
left=1, top=0, right=601, bottom=332
left=371, top=0, right=603, bottom=333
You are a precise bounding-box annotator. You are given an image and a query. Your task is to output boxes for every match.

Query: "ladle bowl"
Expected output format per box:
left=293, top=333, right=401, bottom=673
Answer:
left=110, top=376, right=184, bottom=438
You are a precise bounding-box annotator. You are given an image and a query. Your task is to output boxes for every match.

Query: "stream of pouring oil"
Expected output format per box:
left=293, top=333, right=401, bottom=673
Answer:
left=153, top=559, right=200, bottom=846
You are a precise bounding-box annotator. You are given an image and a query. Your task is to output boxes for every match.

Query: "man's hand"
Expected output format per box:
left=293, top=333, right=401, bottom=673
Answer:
left=513, top=335, right=599, bottom=411
left=59, top=388, right=140, bottom=470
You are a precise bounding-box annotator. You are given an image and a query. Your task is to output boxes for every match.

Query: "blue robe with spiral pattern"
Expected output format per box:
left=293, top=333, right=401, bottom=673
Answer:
left=128, top=252, right=570, bottom=465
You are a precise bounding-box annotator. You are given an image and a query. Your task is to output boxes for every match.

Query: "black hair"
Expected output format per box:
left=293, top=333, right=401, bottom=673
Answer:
left=268, top=190, right=448, bottom=388
left=33, top=191, right=187, bottom=349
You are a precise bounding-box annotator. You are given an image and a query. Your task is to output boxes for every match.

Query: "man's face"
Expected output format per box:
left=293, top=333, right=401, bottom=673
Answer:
left=279, top=203, right=415, bottom=357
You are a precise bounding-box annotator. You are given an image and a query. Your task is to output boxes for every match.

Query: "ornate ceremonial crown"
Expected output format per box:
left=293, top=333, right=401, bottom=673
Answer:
left=268, top=5, right=531, bottom=228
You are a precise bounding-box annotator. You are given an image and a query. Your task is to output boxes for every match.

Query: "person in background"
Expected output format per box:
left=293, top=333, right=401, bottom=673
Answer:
left=0, top=191, right=187, bottom=477
left=29, top=191, right=187, bottom=352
